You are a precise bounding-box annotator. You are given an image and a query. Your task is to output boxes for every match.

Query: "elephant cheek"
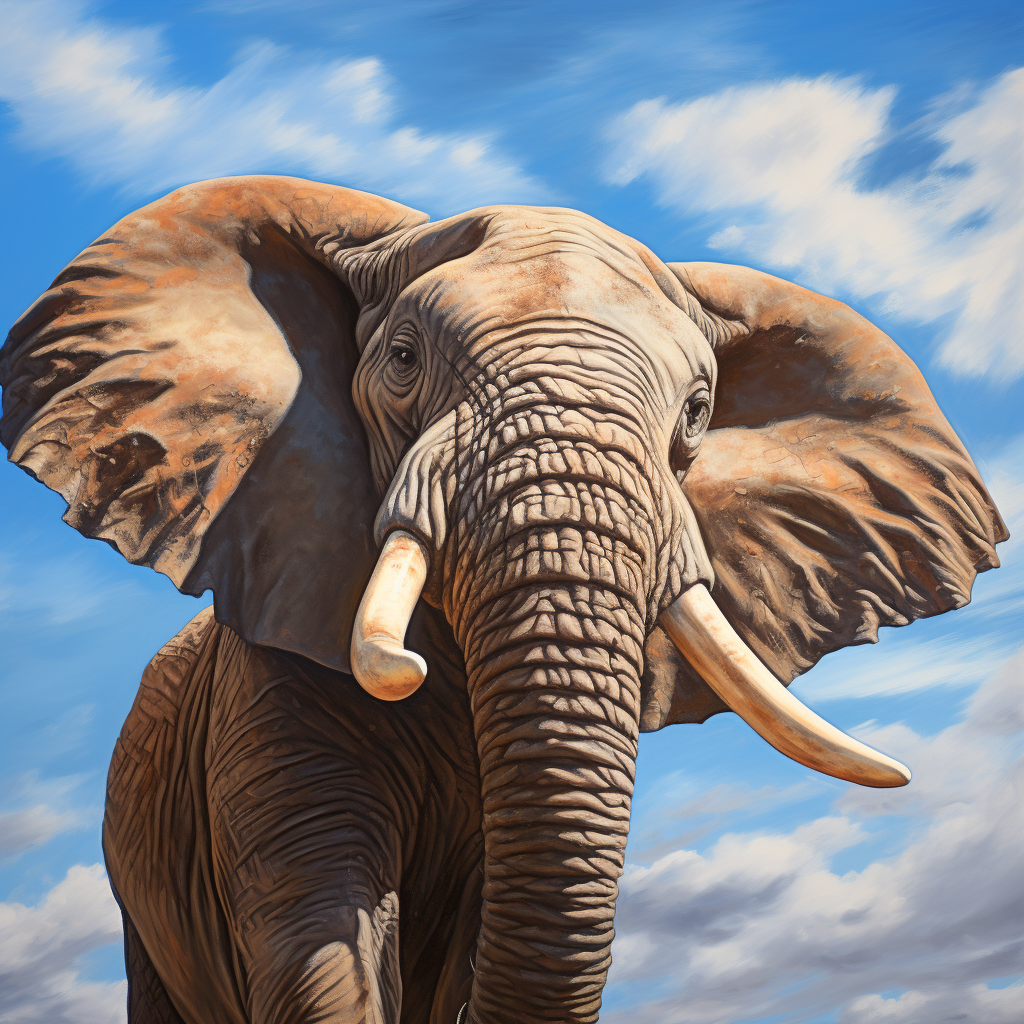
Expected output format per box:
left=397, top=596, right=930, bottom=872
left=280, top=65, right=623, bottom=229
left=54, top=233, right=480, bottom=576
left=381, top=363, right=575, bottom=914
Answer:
left=372, top=410, right=459, bottom=608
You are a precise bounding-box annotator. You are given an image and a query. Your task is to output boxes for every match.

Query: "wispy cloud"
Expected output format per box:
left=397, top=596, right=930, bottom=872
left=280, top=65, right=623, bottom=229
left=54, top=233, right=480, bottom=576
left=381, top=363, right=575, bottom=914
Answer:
left=0, top=550, right=146, bottom=631
left=0, top=773, right=96, bottom=860
left=794, top=633, right=1011, bottom=702
left=628, top=779, right=816, bottom=866
left=606, top=650, right=1024, bottom=1023
left=968, top=433, right=1024, bottom=618
left=0, top=806, right=91, bottom=860
left=0, top=864, right=125, bottom=1024
left=0, top=0, right=543, bottom=213
left=603, top=69, right=1024, bottom=380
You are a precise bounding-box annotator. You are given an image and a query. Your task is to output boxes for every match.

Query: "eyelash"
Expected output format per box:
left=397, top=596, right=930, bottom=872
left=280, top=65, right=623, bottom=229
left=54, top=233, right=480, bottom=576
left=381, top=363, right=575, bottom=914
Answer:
left=682, top=385, right=712, bottom=441
left=382, top=332, right=421, bottom=396
left=684, top=394, right=710, bottom=437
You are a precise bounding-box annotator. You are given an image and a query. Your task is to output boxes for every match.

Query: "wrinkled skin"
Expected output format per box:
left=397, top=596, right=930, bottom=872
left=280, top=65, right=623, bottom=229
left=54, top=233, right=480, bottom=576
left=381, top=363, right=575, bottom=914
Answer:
left=105, top=211, right=715, bottom=1022
left=105, top=604, right=483, bottom=1024
left=351, top=216, right=716, bottom=1017
left=0, top=178, right=1005, bottom=1024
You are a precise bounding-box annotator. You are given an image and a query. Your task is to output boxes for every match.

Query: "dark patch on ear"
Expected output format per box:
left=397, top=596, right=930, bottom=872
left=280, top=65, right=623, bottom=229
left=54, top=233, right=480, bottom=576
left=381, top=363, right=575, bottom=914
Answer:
left=1, top=346, right=108, bottom=442
left=184, top=223, right=380, bottom=672
left=65, top=432, right=169, bottom=532
left=712, top=325, right=889, bottom=431
left=79, top=379, right=175, bottom=423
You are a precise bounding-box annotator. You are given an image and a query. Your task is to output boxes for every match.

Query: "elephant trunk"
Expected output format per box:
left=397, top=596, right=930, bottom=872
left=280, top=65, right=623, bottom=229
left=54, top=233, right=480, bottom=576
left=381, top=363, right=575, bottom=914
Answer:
left=464, top=571, right=644, bottom=1021
left=448, top=461, right=662, bottom=1022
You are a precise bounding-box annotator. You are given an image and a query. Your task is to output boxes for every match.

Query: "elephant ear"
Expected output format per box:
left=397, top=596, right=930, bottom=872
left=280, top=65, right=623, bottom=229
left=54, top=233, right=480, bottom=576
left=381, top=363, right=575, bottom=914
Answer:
left=641, top=262, right=1007, bottom=729
left=0, top=175, right=428, bottom=673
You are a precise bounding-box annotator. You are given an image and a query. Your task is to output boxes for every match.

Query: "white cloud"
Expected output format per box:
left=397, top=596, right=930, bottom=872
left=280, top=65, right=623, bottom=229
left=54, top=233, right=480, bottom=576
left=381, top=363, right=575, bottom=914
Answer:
left=841, top=984, right=1023, bottom=1024
left=0, top=0, right=542, bottom=212
left=0, top=865, right=125, bottom=1024
left=0, top=806, right=90, bottom=859
left=605, top=649, right=1024, bottom=1023
left=603, top=70, right=1024, bottom=379
left=0, top=773, right=96, bottom=860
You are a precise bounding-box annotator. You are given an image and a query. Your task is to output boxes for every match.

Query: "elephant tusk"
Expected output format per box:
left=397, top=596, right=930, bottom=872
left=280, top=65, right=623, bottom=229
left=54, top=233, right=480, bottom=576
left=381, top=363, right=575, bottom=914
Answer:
left=660, top=584, right=911, bottom=788
left=350, top=529, right=429, bottom=701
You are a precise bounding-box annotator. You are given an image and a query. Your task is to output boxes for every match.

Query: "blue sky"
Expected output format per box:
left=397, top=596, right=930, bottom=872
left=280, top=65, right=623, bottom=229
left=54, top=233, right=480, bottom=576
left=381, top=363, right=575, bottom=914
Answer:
left=1, top=2, right=1021, bottom=1021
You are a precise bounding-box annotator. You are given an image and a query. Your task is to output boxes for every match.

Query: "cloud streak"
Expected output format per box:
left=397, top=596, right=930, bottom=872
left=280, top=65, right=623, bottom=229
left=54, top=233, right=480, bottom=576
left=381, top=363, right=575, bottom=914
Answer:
left=0, top=806, right=91, bottom=860
left=605, top=650, right=1024, bottom=1023
left=795, top=632, right=1011, bottom=702
left=0, top=0, right=543, bottom=213
left=0, top=865, right=125, bottom=1024
left=966, top=433, right=1024, bottom=619
left=603, top=69, right=1024, bottom=379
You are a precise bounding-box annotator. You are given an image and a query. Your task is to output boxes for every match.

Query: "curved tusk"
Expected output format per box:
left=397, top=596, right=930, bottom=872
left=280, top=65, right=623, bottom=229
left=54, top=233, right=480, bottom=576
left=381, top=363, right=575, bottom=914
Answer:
left=660, top=584, right=911, bottom=788
left=350, top=529, right=429, bottom=701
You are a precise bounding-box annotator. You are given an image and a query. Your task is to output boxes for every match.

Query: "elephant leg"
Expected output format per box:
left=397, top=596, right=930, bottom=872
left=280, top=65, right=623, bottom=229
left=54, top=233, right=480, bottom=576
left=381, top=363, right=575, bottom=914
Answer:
left=420, top=862, right=481, bottom=1024
left=105, top=608, right=249, bottom=1024
left=122, top=906, right=187, bottom=1024
left=206, top=635, right=410, bottom=1024
left=236, top=893, right=403, bottom=1024
left=108, top=604, right=482, bottom=1024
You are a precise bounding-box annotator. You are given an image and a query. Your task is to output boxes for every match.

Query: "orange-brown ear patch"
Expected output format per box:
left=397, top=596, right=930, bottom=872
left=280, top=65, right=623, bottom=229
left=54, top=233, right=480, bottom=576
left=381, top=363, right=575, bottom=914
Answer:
left=1, top=176, right=428, bottom=675
left=638, top=262, right=1007, bottom=729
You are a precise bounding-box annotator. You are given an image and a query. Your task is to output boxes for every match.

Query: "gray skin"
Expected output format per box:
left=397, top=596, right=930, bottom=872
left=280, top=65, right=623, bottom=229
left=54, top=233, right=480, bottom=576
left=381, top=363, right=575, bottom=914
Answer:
left=2, top=179, right=1005, bottom=1024
left=104, top=208, right=715, bottom=1023
left=354, top=213, right=714, bottom=1017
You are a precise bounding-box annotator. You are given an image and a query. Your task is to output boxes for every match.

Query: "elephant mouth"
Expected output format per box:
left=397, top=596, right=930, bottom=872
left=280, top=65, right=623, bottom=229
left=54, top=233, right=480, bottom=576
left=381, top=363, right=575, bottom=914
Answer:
left=350, top=529, right=911, bottom=789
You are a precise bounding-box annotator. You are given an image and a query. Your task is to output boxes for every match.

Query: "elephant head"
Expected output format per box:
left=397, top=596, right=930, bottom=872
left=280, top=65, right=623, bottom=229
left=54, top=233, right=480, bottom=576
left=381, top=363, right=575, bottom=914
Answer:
left=0, top=176, right=1006, bottom=1022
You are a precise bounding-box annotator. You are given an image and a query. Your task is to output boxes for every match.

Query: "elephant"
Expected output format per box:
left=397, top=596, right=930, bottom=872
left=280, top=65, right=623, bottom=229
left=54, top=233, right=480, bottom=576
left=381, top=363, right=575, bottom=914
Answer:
left=0, top=175, right=1007, bottom=1024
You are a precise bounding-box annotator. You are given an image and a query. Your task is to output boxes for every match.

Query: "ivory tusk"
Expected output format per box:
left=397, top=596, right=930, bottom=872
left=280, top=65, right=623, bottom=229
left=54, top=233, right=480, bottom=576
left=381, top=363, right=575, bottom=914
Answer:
left=350, top=529, right=429, bottom=701
left=660, top=584, right=911, bottom=788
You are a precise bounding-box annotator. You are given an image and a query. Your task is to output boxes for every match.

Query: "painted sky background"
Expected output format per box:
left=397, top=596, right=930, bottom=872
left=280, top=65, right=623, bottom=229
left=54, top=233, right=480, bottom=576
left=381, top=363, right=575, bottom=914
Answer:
left=0, top=1, right=1021, bottom=1021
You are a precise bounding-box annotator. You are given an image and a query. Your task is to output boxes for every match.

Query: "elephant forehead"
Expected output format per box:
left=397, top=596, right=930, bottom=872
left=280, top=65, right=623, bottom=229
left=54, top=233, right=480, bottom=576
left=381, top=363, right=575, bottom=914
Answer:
left=470, top=241, right=657, bottom=310
left=411, top=248, right=711, bottom=375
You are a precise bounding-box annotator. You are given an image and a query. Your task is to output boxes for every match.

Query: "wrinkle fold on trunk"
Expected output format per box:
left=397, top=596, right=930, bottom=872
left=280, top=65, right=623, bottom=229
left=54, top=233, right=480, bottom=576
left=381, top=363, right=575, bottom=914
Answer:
left=450, top=451, right=660, bottom=1024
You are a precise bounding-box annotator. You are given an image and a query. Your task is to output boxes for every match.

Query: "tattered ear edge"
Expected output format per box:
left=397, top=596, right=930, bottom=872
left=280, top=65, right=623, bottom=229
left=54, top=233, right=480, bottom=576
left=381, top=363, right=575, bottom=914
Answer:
left=0, top=176, right=430, bottom=674
left=639, top=261, right=1008, bottom=731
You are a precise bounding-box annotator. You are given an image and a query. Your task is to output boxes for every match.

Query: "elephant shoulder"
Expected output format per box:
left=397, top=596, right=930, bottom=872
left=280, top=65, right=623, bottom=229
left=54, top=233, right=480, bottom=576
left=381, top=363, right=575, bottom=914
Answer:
left=108, top=606, right=226, bottom=801
left=132, top=606, right=219, bottom=728
left=157, top=604, right=218, bottom=661
left=105, top=605, right=253, bottom=1024
left=106, top=606, right=228, bottom=895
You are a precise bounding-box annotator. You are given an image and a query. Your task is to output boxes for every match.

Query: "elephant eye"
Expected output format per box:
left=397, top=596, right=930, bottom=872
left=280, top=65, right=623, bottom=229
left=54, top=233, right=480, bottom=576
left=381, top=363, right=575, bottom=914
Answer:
left=382, top=335, right=421, bottom=399
left=683, top=389, right=712, bottom=440
left=385, top=339, right=420, bottom=392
